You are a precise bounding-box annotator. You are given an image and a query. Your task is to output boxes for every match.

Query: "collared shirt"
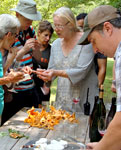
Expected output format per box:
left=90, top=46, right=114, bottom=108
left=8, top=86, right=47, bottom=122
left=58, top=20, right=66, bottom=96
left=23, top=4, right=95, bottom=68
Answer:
left=115, top=42, right=121, bottom=111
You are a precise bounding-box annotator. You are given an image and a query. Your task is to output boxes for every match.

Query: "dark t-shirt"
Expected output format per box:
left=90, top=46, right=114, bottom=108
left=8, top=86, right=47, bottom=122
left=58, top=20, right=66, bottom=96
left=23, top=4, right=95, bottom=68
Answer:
left=94, top=52, right=107, bottom=75
left=32, top=44, right=51, bottom=87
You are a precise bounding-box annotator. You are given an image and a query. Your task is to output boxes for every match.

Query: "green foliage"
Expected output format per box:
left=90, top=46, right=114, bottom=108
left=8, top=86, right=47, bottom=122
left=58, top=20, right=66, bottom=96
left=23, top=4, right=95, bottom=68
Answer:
left=0, top=0, right=120, bottom=18
left=104, top=59, right=116, bottom=103
left=0, top=0, right=120, bottom=33
left=108, top=0, right=121, bottom=9
left=0, top=0, right=18, bottom=14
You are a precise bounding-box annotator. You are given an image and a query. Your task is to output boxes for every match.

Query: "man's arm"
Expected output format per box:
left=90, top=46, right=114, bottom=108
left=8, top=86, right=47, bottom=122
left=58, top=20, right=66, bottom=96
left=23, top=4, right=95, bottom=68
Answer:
left=97, top=58, right=107, bottom=87
left=16, top=38, right=36, bottom=61
left=86, top=112, right=121, bottom=150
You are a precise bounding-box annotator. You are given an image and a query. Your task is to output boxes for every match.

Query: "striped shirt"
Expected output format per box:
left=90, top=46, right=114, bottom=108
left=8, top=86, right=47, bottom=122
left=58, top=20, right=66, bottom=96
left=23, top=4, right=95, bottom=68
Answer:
left=13, top=26, right=36, bottom=91
left=115, top=42, right=121, bottom=112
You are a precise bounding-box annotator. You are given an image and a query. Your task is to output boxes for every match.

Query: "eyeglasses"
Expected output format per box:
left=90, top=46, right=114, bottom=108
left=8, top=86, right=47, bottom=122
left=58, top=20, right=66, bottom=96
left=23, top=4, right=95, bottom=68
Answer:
left=53, top=21, right=69, bottom=29
left=5, top=32, right=19, bottom=38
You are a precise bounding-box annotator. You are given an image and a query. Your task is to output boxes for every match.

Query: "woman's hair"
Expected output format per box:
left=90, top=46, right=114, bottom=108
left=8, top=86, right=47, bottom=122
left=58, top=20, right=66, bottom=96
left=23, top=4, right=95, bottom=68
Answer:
left=53, top=7, right=79, bottom=31
left=0, top=14, right=20, bottom=39
left=38, top=20, right=54, bottom=34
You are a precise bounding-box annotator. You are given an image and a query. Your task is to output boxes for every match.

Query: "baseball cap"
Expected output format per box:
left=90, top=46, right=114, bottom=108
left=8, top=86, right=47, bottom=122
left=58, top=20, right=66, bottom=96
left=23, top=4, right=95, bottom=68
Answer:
left=11, top=0, right=42, bottom=21
left=79, top=5, right=120, bottom=45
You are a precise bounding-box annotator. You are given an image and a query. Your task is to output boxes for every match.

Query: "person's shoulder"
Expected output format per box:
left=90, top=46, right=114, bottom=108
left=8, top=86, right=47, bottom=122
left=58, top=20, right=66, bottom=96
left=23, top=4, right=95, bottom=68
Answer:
left=44, top=44, right=51, bottom=52
left=52, top=38, right=61, bottom=46
left=82, top=43, right=92, bottom=48
left=82, top=43, right=93, bottom=52
left=80, top=44, right=94, bottom=57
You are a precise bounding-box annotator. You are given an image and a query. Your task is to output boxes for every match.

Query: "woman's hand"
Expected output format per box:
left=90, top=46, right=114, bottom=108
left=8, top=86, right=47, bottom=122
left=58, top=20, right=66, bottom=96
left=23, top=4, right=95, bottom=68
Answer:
left=7, top=69, right=24, bottom=83
left=35, top=69, right=54, bottom=82
left=111, top=82, right=116, bottom=93
left=41, top=83, right=50, bottom=95
left=22, top=66, right=33, bottom=74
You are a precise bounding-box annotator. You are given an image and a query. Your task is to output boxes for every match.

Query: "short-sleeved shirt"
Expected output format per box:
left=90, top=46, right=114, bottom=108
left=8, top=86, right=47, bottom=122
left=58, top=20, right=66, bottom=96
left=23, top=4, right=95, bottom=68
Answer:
left=0, top=52, right=4, bottom=115
left=32, top=44, right=51, bottom=69
left=13, top=26, right=36, bottom=91
left=94, top=52, right=107, bottom=75
left=115, top=42, right=121, bottom=112
left=32, top=44, right=51, bottom=88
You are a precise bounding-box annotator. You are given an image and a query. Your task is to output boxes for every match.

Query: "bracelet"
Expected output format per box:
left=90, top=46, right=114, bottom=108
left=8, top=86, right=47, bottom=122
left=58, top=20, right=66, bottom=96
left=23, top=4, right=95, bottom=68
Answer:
left=112, top=80, right=116, bottom=86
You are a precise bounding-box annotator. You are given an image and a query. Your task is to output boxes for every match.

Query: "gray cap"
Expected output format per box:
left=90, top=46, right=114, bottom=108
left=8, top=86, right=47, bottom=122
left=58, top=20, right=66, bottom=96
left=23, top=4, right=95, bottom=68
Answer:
left=11, top=0, right=42, bottom=21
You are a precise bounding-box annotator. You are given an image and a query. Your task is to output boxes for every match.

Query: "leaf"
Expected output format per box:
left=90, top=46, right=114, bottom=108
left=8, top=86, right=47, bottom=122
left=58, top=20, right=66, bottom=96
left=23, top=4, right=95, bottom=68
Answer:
left=8, top=128, right=29, bottom=139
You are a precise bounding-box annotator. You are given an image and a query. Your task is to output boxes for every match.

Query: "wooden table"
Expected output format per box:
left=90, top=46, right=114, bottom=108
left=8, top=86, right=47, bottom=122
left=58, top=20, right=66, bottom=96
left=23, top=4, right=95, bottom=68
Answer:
left=0, top=107, right=89, bottom=150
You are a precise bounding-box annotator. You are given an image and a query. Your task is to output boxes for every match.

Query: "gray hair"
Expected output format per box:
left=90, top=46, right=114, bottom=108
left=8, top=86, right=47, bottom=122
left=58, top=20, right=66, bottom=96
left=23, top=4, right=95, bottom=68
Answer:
left=53, top=7, right=79, bottom=31
left=93, top=17, right=121, bottom=32
left=0, top=14, right=20, bottom=39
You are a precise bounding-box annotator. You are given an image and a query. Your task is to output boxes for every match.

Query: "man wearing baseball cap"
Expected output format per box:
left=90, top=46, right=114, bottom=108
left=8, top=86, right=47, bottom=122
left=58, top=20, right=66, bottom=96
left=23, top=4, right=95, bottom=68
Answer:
left=79, top=5, right=121, bottom=150
left=10, top=0, right=42, bottom=114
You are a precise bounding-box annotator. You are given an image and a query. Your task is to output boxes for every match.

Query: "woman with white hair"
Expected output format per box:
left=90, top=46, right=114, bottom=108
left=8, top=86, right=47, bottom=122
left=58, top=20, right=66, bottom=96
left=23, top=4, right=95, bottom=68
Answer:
left=36, top=7, right=98, bottom=113
left=0, top=14, right=24, bottom=125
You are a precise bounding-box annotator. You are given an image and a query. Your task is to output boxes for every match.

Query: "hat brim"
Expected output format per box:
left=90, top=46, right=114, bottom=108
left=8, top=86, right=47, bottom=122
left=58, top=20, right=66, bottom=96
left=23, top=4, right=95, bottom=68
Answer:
left=78, top=28, right=92, bottom=45
left=11, top=8, right=42, bottom=21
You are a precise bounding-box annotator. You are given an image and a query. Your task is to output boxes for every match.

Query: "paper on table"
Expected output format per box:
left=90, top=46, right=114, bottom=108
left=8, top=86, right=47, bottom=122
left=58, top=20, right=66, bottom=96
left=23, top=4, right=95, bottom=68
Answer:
left=17, top=74, right=31, bottom=83
left=7, top=74, right=31, bottom=93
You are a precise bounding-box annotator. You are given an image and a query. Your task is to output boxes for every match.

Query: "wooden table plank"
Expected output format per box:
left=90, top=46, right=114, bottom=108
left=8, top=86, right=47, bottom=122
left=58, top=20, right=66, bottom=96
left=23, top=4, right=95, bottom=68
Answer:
left=0, top=109, right=30, bottom=150
left=0, top=108, right=89, bottom=150
left=12, top=127, right=49, bottom=150
left=0, top=107, right=50, bottom=150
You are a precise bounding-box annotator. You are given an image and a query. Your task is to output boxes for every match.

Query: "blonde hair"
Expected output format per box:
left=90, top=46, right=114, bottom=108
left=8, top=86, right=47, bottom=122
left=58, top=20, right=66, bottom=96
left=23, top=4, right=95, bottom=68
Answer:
left=53, top=7, right=79, bottom=31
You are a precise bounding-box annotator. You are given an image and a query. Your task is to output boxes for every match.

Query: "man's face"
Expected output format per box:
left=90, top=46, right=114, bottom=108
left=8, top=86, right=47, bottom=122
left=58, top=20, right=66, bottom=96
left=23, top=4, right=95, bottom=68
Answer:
left=77, top=19, right=84, bottom=28
left=16, top=13, right=33, bottom=30
left=88, top=25, right=116, bottom=58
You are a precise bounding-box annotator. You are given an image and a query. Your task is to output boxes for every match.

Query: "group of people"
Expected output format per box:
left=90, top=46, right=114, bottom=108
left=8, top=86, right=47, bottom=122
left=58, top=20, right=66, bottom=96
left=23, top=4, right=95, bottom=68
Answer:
left=0, top=0, right=54, bottom=125
left=0, top=0, right=120, bottom=149
left=0, top=0, right=107, bottom=122
left=0, top=0, right=102, bottom=125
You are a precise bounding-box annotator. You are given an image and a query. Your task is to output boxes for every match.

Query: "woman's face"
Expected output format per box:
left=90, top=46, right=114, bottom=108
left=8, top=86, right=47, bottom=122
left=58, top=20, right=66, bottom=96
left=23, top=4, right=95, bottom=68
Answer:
left=1, top=32, right=17, bottom=50
left=53, top=16, right=69, bottom=38
left=38, top=30, right=52, bottom=45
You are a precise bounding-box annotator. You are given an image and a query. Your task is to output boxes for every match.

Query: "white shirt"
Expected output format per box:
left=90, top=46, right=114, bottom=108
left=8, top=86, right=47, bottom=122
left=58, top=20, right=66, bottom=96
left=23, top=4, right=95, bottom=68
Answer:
left=115, top=42, right=121, bottom=111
